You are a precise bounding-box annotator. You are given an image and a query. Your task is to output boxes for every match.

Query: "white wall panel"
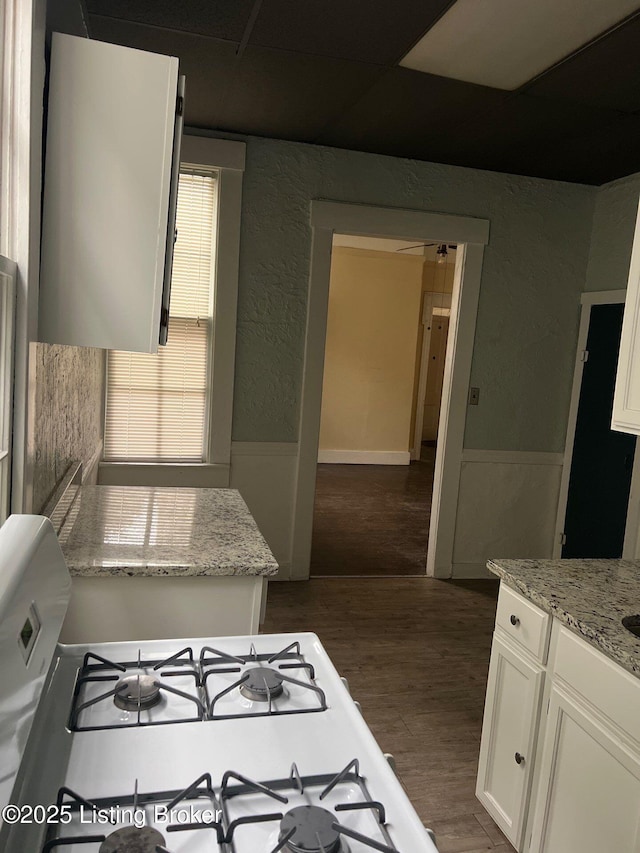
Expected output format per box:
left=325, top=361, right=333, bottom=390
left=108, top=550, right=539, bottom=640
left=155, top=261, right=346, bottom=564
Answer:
left=230, top=443, right=297, bottom=579
left=452, top=451, right=563, bottom=578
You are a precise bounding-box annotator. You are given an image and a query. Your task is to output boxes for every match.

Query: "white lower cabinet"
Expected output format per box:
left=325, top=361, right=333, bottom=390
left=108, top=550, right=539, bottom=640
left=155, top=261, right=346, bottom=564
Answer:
left=476, top=634, right=544, bottom=848
left=478, top=584, right=640, bottom=853
left=528, top=685, right=640, bottom=853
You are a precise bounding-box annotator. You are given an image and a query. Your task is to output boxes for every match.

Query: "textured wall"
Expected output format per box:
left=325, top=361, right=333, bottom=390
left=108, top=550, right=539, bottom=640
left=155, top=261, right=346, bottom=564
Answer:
left=585, top=172, right=640, bottom=293
left=33, top=343, right=105, bottom=512
left=234, top=137, right=596, bottom=453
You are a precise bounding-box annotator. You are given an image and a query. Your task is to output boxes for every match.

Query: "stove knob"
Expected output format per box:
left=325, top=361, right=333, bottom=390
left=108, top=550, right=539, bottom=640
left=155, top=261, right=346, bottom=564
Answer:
left=354, top=700, right=362, bottom=713
left=340, top=676, right=351, bottom=694
left=384, top=754, right=397, bottom=775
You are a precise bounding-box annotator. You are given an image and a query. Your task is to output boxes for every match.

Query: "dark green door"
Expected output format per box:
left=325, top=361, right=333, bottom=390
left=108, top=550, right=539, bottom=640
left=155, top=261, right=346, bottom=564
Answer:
left=562, top=303, right=636, bottom=558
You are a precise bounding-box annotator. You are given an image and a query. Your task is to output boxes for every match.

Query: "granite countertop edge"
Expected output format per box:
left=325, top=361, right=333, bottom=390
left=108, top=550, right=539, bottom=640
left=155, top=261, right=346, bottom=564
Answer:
left=487, top=559, right=640, bottom=680
left=64, top=561, right=279, bottom=579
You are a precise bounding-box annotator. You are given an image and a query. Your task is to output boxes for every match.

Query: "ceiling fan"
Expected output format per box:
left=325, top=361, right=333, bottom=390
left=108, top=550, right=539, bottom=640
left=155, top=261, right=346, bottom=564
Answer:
left=396, top=242, right=457, bottom=263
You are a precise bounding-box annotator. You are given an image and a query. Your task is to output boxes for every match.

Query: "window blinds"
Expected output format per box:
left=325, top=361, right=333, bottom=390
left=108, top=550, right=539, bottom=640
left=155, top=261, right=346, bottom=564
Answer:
left=104, top=170, right=217, bottom=462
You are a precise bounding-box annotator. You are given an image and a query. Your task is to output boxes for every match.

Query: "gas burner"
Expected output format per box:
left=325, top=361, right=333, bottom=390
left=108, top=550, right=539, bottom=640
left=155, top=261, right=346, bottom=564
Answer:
left=201, top=641, right=327, bottom=719
left=44, top=775, right=219, bottom=853
left=99, top=825, right=165, bottom=853
left=114, top=673, right=162, bottom=711
left=69, top=648, right=205, bottom=731
left=212, top=759, right=399, bottom=853
left=280, top=805, right=341, bottom=853
left=239, top=666, right=285, bottom=702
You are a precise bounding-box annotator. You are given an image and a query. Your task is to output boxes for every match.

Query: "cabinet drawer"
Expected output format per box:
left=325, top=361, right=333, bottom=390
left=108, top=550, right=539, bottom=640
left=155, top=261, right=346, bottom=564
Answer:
left=496, top=584, right=550, bottom=663
left=554, top=625, right=640, bottom=744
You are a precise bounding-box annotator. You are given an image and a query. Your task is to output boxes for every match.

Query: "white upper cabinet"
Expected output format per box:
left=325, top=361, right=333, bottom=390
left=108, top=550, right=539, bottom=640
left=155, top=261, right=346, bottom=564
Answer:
left=39, top=33, right=181, bottom=353
left=613, top=197, right=640, bottom=433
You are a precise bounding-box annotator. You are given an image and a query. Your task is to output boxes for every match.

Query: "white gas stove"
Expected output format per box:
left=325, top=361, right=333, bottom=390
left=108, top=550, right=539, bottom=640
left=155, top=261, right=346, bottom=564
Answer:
left=0, top=515, right=438, bottom=853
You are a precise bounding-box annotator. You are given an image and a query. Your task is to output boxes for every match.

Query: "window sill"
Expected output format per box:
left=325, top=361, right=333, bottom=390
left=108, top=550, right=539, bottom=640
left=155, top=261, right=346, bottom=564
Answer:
left=98, top=462, right=230, bottom=489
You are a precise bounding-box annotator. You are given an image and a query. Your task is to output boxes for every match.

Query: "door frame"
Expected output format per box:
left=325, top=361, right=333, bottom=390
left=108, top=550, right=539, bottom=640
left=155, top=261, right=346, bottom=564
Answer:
left=412, top=293, right=452, bottom=460
left=553, top=289, right=640, bottom=558
left=290, top=200, right=489, bottom=579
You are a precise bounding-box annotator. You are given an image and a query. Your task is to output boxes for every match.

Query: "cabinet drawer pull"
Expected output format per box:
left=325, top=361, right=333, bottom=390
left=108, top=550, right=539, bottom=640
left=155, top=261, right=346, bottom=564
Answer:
left=514, top=752, right=525, bottom=765
left=510, top=614, right=520, bottom=626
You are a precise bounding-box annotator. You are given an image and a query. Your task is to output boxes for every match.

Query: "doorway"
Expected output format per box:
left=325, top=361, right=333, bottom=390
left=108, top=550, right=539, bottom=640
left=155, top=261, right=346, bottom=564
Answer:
left=556, top=292, right=638, bottom=558
left=290, top=201, right=489, bottom=580
left=310, top=238, right=454, bottom=576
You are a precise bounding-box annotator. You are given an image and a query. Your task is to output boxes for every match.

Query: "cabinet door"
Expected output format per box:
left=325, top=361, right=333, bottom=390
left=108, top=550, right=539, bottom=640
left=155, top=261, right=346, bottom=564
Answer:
left=476, top=634, right=544, bottom=849
left=613, top=196, right=640, bottom=434
left=528, top=685, right=640, bottom=853
left=39, top=33, right=179, bottom=353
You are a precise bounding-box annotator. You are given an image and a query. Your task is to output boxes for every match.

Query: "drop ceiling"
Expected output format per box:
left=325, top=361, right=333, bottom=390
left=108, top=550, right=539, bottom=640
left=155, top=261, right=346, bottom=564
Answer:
left=83, top=0, right=640, bottom=185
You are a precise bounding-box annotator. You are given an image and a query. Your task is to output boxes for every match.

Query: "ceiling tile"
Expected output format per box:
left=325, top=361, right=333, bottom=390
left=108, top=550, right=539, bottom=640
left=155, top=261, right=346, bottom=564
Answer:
left=317, top=68, right=509, bottom=160
left=249, top=0, right=453, bottom=65
left=525, top=15, right=640, bottom=113
left=87, top=17, right=240, bottom=128
left=320, top=72, right=624, bottom=182
left=86, top=0, right=253, bottom=42
left=452, top=93, right=621, bottom=162
left=503, top=114, right=640, bottom=184
left=217, top=46, right=385, bottom=140
left=399, top=0, right=640, bottom=90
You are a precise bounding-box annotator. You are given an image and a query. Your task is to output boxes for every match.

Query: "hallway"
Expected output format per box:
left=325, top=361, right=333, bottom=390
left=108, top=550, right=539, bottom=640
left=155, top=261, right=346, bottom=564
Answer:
left=310, top=446, right=436, bottom=576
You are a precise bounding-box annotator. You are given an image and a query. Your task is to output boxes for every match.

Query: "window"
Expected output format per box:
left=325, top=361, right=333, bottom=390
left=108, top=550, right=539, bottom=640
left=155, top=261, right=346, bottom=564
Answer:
left=104, top=169, right=217, bottom=462
left=0, top=256, right=16, bottom=523
left=99, top=135, right=244, bottom=487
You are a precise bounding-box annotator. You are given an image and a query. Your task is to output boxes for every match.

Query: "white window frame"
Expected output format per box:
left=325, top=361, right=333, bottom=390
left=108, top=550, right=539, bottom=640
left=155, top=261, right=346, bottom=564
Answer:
left=1, top=0, right=46, bottom=514
left=99, top=135, right=245, bottom=488
left=0, top=255, right=17, bottom=523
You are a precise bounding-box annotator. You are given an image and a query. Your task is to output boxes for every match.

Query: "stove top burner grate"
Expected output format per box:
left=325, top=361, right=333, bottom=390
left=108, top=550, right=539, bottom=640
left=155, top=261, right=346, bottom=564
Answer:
left=42, top=774, right=219, bottom=853
left=201, top=641, right=328, bottom=719
left=199, top=758, right=399, bottom=853
left=69, top=647, right=205, bottom=731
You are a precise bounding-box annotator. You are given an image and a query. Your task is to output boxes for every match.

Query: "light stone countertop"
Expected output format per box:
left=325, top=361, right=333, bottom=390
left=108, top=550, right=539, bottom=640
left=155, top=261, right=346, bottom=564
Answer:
left=488, top=558, right=640, bottom=679
left=60, top=486, right=279, bottom=578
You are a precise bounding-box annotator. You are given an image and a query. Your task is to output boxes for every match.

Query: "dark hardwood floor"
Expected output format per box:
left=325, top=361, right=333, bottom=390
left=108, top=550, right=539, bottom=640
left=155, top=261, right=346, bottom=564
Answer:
left=262, top=577, right=515, bottom=853
left=311, top=448, right=436, bottom=577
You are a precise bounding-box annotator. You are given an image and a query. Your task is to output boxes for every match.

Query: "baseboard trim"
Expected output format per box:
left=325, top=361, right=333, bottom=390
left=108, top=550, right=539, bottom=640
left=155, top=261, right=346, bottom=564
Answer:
left=309, top=574, right=428, bottom=579
left=451, top=562, right=498, bottom=579
left=318, top=450, right=410, bottom=465
left=462, top=449, right=564, bottom=466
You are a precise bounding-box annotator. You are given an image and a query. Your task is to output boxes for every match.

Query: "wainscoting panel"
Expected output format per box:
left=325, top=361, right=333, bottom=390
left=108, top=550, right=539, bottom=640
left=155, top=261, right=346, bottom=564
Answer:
left=452, top=450, right=563, bottom=578
left=230, top=442, right=298, bottom=579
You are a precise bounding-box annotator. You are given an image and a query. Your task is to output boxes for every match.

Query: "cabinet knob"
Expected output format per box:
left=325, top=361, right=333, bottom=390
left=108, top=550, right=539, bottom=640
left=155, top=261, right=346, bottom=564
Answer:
left=514, top=752, right=525, bottom=765
left=510, top=614, right=520, bottom=626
